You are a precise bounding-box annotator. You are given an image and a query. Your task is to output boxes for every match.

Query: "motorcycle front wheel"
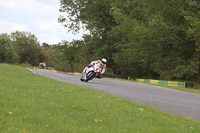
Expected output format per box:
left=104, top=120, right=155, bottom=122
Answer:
left=85, top=71, right=96, bottom=82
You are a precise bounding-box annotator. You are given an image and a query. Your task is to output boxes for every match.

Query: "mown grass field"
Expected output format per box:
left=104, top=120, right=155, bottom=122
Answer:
left=0, top=64, right=199, bottom=133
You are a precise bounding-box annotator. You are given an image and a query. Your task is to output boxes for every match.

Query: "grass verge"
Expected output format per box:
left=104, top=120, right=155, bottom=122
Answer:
left=155, top=85, right=200, bottom=94
left=105, top=77, right=200, bottom=94
left=0, top=63, right=199, bottom=133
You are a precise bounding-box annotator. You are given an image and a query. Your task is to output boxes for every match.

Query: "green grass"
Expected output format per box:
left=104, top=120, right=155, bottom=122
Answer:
left=105, top=77, right=200, bottom=94
left=155, top=85, right=200, bottom=94
left=0, top=64, right=199, bottom=133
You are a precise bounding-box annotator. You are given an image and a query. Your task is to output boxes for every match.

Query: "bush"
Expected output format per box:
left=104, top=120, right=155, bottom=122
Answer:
left=185, top=81, right=200, bottom=89
left=20, top=62, right=31, bottom=68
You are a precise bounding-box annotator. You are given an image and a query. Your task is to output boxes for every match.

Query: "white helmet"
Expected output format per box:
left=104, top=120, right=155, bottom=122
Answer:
left=101, top=58, right=107, bottom=64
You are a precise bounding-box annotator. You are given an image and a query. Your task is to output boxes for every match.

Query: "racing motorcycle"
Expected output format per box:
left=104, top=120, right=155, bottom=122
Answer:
left=80, top=63, right=101, bottom=82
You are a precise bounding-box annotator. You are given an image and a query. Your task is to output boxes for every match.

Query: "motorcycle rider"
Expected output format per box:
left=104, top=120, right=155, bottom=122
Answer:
left=80, top=58, right=107, bottom=81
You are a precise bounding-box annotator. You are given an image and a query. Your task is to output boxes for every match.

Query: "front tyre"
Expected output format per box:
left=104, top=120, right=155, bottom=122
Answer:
left=85, top=72, right=95, bottom=82
left=80, top=77, right=85, bottom=82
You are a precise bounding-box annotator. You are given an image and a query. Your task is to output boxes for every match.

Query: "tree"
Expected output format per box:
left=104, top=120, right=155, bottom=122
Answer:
left=0, top=33, right=19, bottom=64
left=0, top=31, right=51, bottom=66
left=10, top=31, right=42, bottom=66
left=59, top=0, right=117, bottom=68
left=59, top=0, right=200, bottom=82
left=110, top=0, right=200, bottom=80
left=42, top=42, right=51, bottom=50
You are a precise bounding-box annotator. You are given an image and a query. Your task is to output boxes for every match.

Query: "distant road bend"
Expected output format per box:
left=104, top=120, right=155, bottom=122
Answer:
left=29, top=69, right=200, bottom=121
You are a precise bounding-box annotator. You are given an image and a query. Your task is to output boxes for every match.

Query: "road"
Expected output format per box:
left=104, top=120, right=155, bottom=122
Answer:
left=28, top=69, right=200, bottom=121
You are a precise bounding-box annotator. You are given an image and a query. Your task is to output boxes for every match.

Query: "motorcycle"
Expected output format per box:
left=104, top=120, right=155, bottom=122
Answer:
left=80, top=63, right=101, bottom=82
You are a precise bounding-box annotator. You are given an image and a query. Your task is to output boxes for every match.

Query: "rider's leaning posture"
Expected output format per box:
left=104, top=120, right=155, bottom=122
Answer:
left=80, top=58, right=107, bottom=81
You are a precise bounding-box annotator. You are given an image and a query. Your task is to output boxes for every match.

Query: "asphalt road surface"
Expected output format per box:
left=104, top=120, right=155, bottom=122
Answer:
left=29, top=69, right=200, bottom=121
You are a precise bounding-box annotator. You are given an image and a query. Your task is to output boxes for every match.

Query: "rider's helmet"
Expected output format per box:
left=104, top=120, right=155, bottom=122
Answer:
left=101, top=58, right=107, bottom=64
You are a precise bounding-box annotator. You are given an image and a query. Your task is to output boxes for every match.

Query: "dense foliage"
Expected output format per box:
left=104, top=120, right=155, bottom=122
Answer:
left=0, top=31, right=50, bottom=66
left=59, top=0, right=200, bottom=82
left=43, top=40, right=87, bottom=72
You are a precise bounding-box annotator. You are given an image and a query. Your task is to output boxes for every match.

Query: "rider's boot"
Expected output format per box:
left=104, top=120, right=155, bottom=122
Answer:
left=96, top=74, right=102, bottom=79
